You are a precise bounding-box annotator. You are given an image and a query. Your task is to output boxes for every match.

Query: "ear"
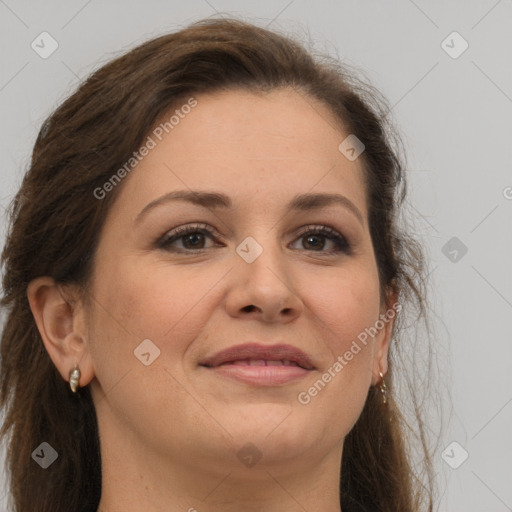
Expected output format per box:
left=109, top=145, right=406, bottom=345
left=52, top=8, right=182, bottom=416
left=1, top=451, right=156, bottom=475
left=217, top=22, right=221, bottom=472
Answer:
left=371, top=288, right=400, bottom=386
left=27, top=276, right=95, bottom=389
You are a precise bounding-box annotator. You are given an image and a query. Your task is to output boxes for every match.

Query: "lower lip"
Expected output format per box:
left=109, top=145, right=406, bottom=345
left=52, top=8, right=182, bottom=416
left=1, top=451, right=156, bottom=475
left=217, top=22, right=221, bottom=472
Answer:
left=202, top=364, right=312, bottom=386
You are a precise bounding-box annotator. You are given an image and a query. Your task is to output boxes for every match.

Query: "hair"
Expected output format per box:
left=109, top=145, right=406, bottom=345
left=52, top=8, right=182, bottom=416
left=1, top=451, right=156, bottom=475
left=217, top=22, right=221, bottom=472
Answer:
left=0, top=16, right=439, bottom=512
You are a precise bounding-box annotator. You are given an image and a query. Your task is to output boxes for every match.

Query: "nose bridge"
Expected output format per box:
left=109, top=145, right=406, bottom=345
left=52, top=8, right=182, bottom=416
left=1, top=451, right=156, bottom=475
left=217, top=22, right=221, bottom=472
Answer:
left=235, top=226, right=284, bottom=283
left=228, top=228, right=302, bottom=322
left=245, top=240, right=281, bottom=285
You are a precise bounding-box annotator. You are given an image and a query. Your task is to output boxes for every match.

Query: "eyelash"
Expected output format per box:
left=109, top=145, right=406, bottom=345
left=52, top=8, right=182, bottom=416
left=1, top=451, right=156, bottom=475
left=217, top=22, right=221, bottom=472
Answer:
left=157, top=223, right=351, bottom=255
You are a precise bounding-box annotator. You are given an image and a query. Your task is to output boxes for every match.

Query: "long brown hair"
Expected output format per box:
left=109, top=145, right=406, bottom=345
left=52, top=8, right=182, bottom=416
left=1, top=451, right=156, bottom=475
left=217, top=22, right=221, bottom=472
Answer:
left=1, top=17, right=439, bottom=512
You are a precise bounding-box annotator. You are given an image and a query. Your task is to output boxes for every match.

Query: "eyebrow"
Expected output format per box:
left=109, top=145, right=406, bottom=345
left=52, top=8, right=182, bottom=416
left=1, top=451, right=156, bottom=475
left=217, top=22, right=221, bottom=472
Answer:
left=135, top=190, right=365, bottom=225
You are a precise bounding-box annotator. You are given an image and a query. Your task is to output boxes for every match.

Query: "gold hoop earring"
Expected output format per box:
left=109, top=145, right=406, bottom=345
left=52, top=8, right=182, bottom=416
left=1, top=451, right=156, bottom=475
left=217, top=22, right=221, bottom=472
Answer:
left=69, top=364, right=81, bottom=393
left=378, top=371, right=388, bottom=405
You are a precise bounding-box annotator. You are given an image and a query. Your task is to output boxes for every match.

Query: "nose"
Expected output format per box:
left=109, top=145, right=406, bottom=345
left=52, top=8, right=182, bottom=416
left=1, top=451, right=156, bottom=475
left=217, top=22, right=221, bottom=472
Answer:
left=224, top=240, right=303, bottom=323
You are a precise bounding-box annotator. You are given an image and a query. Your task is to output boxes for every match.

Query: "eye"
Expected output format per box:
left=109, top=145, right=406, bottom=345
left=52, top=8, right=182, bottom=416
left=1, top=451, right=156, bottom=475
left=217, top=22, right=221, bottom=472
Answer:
left=157, top=223, right=219, bottom=252
left=157, top=223, right=351, bottom=255
left=291, top=225, right=351, bottom=255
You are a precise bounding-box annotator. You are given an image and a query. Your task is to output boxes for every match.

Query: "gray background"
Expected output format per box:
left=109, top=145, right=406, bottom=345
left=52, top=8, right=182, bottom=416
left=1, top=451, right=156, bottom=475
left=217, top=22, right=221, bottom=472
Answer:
left=1, top=1, right=511, bottom=511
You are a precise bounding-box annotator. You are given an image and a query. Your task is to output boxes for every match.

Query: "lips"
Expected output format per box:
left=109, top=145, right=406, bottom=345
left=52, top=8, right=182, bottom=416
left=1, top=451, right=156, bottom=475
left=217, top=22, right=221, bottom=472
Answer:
left=199, top=343, right=315, bottom=370
left=223, top=359, right=303, bottom=367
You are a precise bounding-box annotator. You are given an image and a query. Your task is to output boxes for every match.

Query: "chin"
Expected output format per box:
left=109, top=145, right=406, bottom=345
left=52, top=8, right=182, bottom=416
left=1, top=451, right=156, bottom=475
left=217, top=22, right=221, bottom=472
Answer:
left=229, top=414, right=322, bottom=456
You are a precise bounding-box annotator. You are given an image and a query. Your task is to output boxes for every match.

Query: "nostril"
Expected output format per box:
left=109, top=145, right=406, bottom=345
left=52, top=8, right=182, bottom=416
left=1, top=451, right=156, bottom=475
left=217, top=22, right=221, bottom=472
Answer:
left=242, top=305, right=258, bottom=313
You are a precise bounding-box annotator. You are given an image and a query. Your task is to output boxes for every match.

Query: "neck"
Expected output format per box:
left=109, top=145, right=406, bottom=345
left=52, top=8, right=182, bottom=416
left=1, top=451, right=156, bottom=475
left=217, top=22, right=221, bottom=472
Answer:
left=95, top=410, right=344, bottom=512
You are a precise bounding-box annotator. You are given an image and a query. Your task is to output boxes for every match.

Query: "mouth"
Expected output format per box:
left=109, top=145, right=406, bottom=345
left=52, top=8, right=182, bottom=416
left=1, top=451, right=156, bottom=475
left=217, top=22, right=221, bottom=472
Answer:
left=216, top=359, right=306, bottom=367
left=199, top=343, right=315, bottom=386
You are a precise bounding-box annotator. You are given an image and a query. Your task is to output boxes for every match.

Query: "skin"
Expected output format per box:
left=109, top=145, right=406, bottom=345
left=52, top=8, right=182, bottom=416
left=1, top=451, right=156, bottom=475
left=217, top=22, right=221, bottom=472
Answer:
left=27, top=87, right=396, bottom=512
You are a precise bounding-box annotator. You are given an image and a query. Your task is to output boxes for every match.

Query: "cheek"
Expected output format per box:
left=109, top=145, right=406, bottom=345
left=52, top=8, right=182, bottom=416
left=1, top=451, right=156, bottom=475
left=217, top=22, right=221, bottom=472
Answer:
left=86, top=260, right=205, bottom=432
left=91, top=257, right=179, bottom=334
left=295, top=264, right=381, bottom=427
left=304, top=262, right=381, bottom=355
left=86, top=258, right=216, bottom=373
left=86, top=260, right=231, bottom=460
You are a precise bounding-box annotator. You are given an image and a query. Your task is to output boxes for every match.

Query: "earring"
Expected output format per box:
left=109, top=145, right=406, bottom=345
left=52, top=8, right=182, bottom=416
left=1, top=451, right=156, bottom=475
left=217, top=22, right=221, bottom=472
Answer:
left=69, top=364, right=81, bottom=393
left=378, top=371, right=388, bottom=405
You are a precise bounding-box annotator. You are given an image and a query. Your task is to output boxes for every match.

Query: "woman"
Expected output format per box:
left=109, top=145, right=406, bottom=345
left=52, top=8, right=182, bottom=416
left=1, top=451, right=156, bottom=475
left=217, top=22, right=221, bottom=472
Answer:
left=0, top=17, right=437, bottom=512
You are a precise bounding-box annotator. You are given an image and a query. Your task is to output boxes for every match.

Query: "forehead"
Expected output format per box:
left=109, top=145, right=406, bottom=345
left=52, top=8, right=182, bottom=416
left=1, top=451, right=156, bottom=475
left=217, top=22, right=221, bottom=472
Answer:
left=164, top=88, right=348, bottom=157
left=112, top=88, right=368, bottom=219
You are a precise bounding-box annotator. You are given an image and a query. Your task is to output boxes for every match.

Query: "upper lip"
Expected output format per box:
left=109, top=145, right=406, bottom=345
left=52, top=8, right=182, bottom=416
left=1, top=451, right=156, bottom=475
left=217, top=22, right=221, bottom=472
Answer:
left=199, top=343, right=315, bottom=370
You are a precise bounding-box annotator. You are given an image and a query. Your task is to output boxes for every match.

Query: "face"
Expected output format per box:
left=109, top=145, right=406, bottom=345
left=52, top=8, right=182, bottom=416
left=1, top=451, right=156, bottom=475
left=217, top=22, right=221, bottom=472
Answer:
left=84, top=88, right=393, bottom=475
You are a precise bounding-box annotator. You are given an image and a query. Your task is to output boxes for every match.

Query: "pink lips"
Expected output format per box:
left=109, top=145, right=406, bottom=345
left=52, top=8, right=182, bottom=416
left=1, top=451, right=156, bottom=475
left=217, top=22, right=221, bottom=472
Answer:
left=199, top=343, right=315, bottom=386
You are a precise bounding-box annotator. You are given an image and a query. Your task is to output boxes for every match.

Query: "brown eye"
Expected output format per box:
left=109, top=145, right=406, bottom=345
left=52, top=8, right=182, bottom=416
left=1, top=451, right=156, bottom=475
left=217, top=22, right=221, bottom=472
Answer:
left=158, top=224, right=218, bottom=252
left=292, top=225, right=351, bottom=255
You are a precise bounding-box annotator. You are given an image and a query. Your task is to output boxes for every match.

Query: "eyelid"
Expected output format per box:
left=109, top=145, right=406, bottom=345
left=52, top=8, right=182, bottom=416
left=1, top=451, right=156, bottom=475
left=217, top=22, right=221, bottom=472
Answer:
left=291, top=224, right=351, bottom=254
left=294, top=224, right=343, bottom=238
left=157, top=222, right=351, bottom=255
left=157, top=223, right=222, bottom=246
